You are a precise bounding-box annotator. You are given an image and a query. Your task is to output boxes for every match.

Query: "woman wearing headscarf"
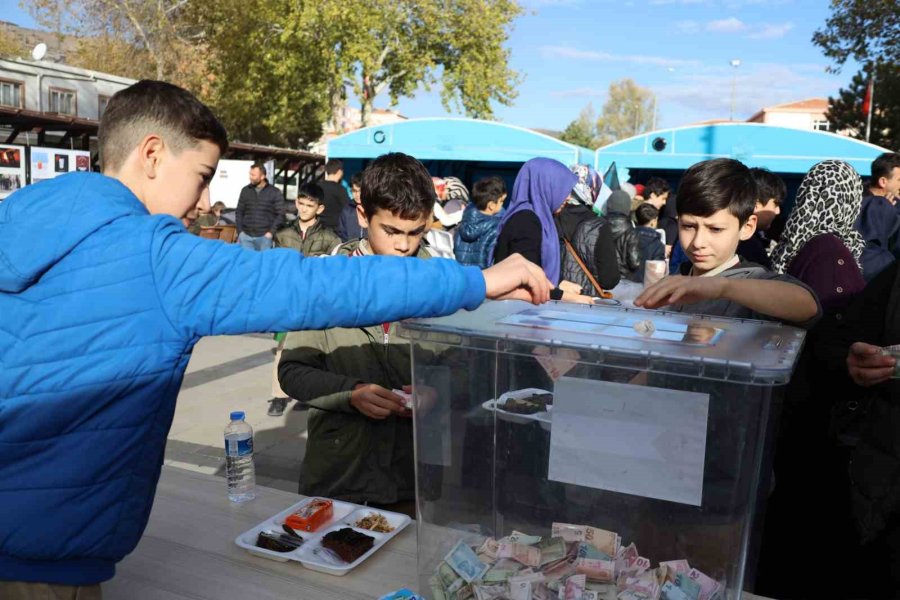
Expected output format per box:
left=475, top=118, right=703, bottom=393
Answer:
left=771, top=159, right=867, bottom=309
left=756, top=160, right=867, bottom=599
left=494, top=158, right=591, bottom=302
left=556, top=165, right=620, bottom=293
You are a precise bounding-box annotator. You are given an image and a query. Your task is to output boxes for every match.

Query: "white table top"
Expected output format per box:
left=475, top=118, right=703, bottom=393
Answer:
left=105, top=466, right=772, bottom=600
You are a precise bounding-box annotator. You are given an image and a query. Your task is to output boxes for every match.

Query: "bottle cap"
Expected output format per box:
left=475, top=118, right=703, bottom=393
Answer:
left=230, top=411, right=245, bottom=421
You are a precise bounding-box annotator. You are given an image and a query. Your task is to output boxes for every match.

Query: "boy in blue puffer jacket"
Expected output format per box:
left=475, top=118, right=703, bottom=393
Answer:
left=454, top=176, right=506, bottom=268
left=0, top=81, right=550, bottom=598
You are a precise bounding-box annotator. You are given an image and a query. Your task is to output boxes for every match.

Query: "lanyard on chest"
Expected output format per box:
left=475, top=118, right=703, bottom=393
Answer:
left=381, top=322, right=391, bottom=346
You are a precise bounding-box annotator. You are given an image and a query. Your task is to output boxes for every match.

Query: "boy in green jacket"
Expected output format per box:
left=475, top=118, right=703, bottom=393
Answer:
left=278, top=153, right=438, bottom=515
left=268, top=182, right=342, bottom=416
left=275, top=182, right=341, bottom=257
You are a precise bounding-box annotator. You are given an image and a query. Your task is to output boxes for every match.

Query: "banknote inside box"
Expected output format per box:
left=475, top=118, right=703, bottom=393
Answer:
left=399, top=300, right=806, bottom=600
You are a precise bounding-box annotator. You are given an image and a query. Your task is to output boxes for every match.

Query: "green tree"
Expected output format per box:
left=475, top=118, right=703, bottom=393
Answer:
left=595, top=79, right=655, bottom=147
left=0, top=31, right=25, bottom=58
left=338, top=0, right=522, bottom=126
left=827, top=64, right=899, bottom=150
left=194, top=0, right=522, bottom=145
left=812, top=0, right=899, bottom=71
left=190, top=0, right=338, bottom=147
left=560, top=103, right=597, bottom=148
left=24, top=0, right=207, bottom=90
left=814, top=0, right=898, bottom=149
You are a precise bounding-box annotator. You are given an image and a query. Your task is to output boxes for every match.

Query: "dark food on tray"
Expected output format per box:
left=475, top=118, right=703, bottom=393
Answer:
left=355, top=512, right=395, bottom=533
left=321, top=527, right=376, bottom=562
left=501, top=392, right=553, bottom=415
left=256, top=529, right=303, bottom=553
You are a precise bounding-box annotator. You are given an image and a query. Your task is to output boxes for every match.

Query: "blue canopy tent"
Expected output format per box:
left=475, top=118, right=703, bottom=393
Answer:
left=595, top=123, right=891, bottom=211
left=327, top=118, right=593, bottom=190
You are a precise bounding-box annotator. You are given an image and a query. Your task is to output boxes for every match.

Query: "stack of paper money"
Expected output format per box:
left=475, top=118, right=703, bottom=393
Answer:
left=429, top=523, right=724, bottom=600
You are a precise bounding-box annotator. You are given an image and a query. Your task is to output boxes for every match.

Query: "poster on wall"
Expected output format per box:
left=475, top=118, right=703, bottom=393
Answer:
left=0, top=144, right=26, bottom=200
left=29, top=146, right=92, bottom=184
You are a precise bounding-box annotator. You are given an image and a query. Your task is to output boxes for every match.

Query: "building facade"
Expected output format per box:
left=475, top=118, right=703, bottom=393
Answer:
left=0, top=57, right=135, bottom=122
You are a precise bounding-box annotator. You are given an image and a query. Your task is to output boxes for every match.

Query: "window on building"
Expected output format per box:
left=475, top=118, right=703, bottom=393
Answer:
left=0, top=79, right=24, bottom=109
left=49, top=87, right=77, bottom=115
left=813, top=119, right=830, bottom=132
left=98, top=95, right=110, bottom=118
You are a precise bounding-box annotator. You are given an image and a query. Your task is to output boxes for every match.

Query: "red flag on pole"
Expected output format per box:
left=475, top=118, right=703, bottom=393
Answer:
left=862, top=78, right=874, bottom=117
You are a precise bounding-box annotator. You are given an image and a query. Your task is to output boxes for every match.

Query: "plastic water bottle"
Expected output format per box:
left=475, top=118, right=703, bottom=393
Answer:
left=225, top=411, right=256, bottom=503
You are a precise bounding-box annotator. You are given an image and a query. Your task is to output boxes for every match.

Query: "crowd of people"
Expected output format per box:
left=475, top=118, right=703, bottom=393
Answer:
left=2, top=75, right=900, bottom=600
left=231, top=145, right=900, bottom=598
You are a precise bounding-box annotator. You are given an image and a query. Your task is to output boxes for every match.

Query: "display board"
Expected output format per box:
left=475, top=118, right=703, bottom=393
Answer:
left=29, top=146, right=92, bottom=184
left=0, top=144, right=26, bottom=200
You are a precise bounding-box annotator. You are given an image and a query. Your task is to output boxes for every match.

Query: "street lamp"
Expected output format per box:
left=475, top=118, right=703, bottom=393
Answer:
left=729, top=59, right=741, bottom=121
left=652, top=67, right=677, bottom=131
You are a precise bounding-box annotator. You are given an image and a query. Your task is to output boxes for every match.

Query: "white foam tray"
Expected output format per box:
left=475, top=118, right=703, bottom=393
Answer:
left=235, top=496, right=411, bottom=576
left=481, top=388, right=552, bottom=431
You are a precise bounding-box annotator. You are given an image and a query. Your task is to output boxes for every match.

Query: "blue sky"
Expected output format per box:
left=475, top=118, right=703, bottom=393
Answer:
left=1, top=0, right=856, bottom=132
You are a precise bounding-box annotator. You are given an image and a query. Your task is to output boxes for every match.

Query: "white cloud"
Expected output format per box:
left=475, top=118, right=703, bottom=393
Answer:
left=748, top=22, right=794, bottom=39
left=550, top=87, right=608, bottom=98
left=706, top=17, right=747, bottom=33
left=651, top=0, right=790, bottom=5
left=655, top=63, right=835, bottom=120
left=673, top=18, right=794, bottom=39
left=675, top=20, right=702, bottom=34
left=540, top=45, right=701, bottom=69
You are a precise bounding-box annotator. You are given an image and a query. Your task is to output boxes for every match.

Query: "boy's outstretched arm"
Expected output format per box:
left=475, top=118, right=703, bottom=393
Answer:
left=635, top=275, right=820, bottom=324
left=151, top=221, right=551, bottom=338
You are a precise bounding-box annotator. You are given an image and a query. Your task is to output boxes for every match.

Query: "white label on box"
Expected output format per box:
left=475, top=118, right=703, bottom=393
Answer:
left=548, top=377, right=708, bottom=506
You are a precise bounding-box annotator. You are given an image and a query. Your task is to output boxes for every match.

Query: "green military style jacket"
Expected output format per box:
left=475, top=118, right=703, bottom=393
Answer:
left=278, top=240, right=432, bottom=504
left=275, top=219, right=340, bottom=257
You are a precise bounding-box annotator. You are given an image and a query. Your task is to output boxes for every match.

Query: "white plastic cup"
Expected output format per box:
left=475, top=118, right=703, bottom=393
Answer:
left=644, top=260, right=667, bottom=287
left=880, top=345, right=900, bottom=379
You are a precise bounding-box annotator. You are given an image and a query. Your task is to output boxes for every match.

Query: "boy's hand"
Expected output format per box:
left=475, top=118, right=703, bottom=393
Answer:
left=562, top=291, right=594, bottom=305
left=634, top=275, right=727, bottom=309
left=848, top=342, right=896, bottom=387
left=483, top=254, right=552, bottom=305
left=350, top=384, right=405, bottom=419
left=559, top=280, right=583, bottom=295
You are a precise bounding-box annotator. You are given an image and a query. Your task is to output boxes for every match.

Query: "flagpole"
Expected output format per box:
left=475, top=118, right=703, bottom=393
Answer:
left=866, top=74, right=875, bottom=143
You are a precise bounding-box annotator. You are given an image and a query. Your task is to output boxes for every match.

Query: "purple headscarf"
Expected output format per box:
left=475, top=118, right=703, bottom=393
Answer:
left=499, top=158, right=578, bottom=285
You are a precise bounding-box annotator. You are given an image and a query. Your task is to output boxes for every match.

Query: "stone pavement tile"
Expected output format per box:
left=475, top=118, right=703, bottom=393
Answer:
left=167, top=334, right=311, bottom=488
left=183, top=334, right=275, bottom=374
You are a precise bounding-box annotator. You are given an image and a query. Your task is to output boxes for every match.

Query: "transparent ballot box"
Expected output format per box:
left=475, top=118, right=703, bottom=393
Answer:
left=398, top=300, right=806, bottom=600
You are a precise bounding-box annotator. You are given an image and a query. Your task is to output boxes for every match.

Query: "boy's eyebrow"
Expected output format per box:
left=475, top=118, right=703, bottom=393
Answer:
left=381, top=223, right=426, bottom=235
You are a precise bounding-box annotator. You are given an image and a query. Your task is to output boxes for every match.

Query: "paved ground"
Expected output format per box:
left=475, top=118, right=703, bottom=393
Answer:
left=164, top=333, right=306, bottom=493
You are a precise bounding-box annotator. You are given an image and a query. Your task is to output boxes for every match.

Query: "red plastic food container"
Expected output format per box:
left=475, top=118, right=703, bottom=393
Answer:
left=285, top=498, right=333, bottom=532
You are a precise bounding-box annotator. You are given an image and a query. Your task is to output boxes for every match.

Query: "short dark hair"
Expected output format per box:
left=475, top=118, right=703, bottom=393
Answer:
left=644, top=176, right=670, bottom=198
left=634, top=202, right=659, bottom=226
left=251, top=163, right=267, bottom=177
left=350, top=172, right=363, bottom=187
left=297, top=182, right=325, bottom=205
left=471, top=176, right=507, bottom=211
left=749, top=167, right=786, bottom=206
left=99, top=80, right=228, bottom=172
left=676, top=158, right=758, bottom=224
left=325, top=159, right=344, bottom=175
left=872, top=152, right=900, bottom=182
left=359, top=153, right=435, bottom=220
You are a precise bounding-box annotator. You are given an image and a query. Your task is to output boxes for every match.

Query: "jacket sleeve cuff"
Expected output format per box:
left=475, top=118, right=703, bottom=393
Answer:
left=460, top=265, right=487, bottom=311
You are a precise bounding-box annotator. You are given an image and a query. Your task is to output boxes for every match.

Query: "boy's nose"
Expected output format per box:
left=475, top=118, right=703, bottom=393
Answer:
left=196, top=187, right=211, bottom=213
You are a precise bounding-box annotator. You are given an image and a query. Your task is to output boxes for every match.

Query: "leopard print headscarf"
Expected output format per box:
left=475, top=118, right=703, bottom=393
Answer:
left=771, top=160, right=866, bottom=274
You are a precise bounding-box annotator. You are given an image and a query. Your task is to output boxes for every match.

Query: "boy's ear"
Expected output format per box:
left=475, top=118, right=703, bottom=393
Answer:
left=315, top=203, right=325, bottom=216
left=138, top=134, right=165, bottom=179
left=356, top=203, right=369, bottom=229
left=739, top=214, right=758, bottom=241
